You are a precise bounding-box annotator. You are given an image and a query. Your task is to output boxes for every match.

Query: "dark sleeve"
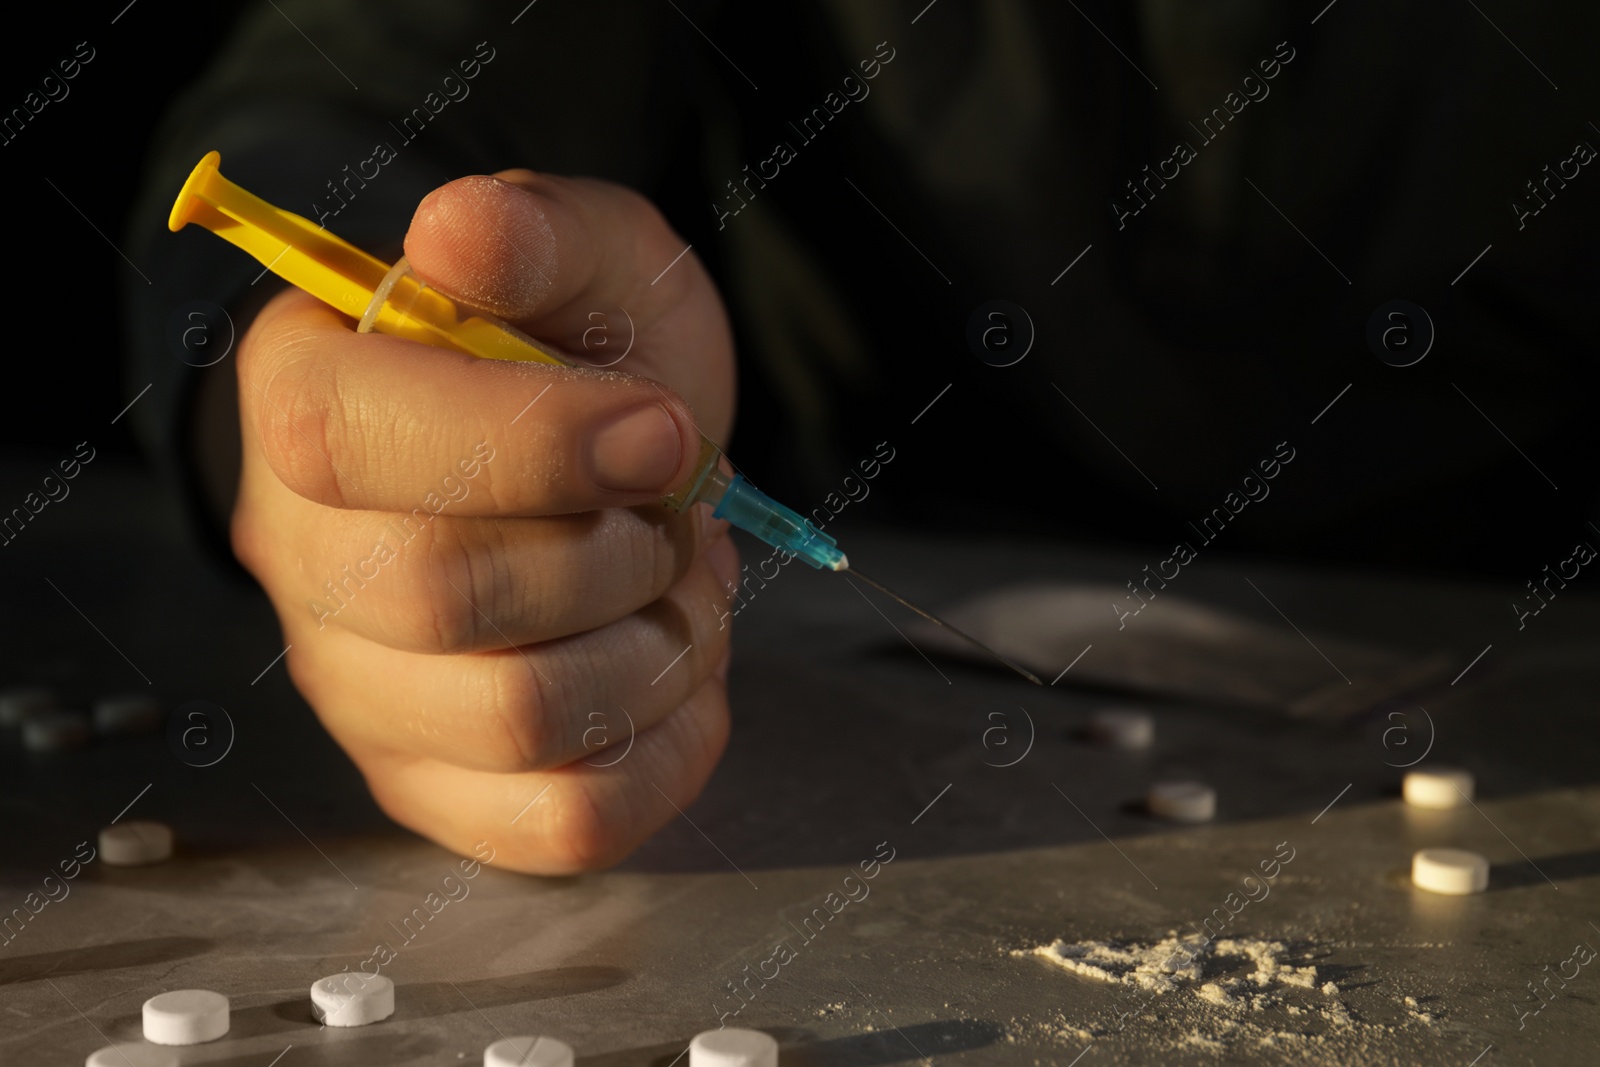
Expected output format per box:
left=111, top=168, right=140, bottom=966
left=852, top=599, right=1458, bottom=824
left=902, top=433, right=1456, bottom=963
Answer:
left=120, top=0, right=709, bottom=558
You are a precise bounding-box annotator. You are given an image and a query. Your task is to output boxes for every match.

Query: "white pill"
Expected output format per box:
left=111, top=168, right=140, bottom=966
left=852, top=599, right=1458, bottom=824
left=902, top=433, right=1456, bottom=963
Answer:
left=23, top=710, right=91, bottom=751
left=484, top=1036, right=574, bottom=1067
left=1403, top=766, right=1474, bottom=809
left=142, top=989, right=229, bottom=1045
left=311, top=972, right=395, bottom=1027
left=87, top=1044, right=178, bottom=1067
left=1147, top=780, right=1216, bottom=823
left=94, top=694, right=163, bottom=736
left=1412, top=848, right=1490, bottom=895
left=690, top=1028, right=778, bottom=1067
left=1, top=685, right=57, bottom=727
left=100, top=821, right=174, bottom=866
left=1087, top=706, right=1154, bottom=749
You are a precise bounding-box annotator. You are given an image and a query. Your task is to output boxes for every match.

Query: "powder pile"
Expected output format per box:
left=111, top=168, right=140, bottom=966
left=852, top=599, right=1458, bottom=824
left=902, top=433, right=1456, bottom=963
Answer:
left=1017, top=935, right=1323, bottom=1008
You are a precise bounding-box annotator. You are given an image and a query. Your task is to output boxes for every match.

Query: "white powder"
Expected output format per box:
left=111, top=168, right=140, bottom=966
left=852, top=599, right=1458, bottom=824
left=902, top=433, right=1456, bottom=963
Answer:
left=1215, top=938, right=1321, bottom=989
left=1017, top=935, right=1325, bottom=997
left=1012, top=934, right=1389, bottom=1060
left=1011, top=934, right=1465, bottom=1062
left=1018, top=934, right=1210, bottom=992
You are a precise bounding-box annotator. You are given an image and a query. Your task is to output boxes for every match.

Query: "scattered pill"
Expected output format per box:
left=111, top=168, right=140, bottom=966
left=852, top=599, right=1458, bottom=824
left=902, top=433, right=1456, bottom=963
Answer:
left=100, top=821, right=174, bottom=866
left=1087, top=706, right=1154, bottom=749
left=86, top=1044, right=178, bottom=1067
left=1403, top=766, right=1474, bottom=809
left=93, top=694, right=163, bottom=736
left=690, top=1028, right=778, bottom=1067
left=142, top=989, right=229, bottom=1045
left=0, top=685, right=57, bottom=727
left=1411, top=847, right=1489, bottom=895
left=23, top=710, right=91, bottom=752
left=484, top=1036, right=574, bottom=1067
left=311, top=972, right=395, bottom=1027
left=1147, top=780, right=1216, bottom=823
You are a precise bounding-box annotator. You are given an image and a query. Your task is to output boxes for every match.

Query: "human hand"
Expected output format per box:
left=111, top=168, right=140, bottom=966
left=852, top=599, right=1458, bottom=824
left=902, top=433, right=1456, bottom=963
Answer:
left=231, top=170, right=738, bottom=873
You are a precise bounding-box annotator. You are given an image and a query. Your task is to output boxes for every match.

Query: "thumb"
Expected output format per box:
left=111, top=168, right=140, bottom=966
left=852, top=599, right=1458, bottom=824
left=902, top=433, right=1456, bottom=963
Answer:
left=403, top=169, right=697, bottom=332
left=403, top=172, right=563, bottom=322
left=401, top=169, right=736, bottom=441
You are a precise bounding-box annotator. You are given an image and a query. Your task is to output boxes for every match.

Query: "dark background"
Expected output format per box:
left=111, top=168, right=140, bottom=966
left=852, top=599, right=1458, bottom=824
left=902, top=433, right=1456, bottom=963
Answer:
left=3, top=0, right=1597, bottom=582
left=0, top=1, right=252, bottom=454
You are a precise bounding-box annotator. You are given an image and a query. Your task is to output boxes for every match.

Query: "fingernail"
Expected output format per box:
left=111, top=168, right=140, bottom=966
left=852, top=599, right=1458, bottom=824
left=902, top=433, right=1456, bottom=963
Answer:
left=590, top=404, right=682, bottom=493
left=707, top=532, right=740, bottom=592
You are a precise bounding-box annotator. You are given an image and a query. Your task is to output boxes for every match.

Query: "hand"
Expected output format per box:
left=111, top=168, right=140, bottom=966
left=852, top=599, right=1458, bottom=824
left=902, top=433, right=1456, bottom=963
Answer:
left=230, top=170, right=739, bottom=873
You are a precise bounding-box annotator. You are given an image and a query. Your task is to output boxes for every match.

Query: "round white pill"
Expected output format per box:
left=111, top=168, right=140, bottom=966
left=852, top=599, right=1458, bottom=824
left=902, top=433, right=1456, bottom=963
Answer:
left=143, top=989, right=229, bottom=1045
left=1412, top=848, right=1490, bottom=895
left=311, top=972, right=395, bottom=1027
left=690, top=1028, right=778, bottom=1067
left=87, top=1044, right=178, bottom=1067
left=23, top=710, right=91, bottom=752
left=1403, top=766, right=1474, bottom=809
left=100, top=821, right=174, bottom=866
left=94, top=694, right=163, bottom=736
left=0, top=685, right=55, bottom=727
left=1087, top=706, right=1154, bottom=749
left=484, top=1036, right=574, bottom=1067
left=1147, top=780, right=1216, bottom=823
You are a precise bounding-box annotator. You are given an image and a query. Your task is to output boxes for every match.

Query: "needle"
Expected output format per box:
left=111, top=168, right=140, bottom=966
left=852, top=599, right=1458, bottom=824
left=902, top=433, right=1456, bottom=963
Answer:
left=843, top=566, right=1043, bottom=685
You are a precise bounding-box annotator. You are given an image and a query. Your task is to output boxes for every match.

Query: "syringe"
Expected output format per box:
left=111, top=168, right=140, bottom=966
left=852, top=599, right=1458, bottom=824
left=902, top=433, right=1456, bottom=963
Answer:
left=169, top=151, right=1041, bottom=684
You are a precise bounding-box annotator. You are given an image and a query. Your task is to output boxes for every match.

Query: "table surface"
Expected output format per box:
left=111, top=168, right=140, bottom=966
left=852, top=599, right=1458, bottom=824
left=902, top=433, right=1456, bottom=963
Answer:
left=3, top=460, right=1598, bottom=1067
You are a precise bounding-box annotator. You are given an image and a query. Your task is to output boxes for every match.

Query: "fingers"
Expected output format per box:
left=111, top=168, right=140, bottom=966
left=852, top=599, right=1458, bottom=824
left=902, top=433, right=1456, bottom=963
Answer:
left=265, top=477, right=725, bottom=650
left=237, top=287, right=702, bottom=514
left=356, top=672, right=732, bottom=874
left=283, top=535, right=739, bottom=774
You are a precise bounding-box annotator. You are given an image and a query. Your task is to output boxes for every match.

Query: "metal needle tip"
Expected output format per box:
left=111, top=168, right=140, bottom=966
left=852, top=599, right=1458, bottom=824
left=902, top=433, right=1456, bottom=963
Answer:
left=842, top=566, right=1043, bottom=686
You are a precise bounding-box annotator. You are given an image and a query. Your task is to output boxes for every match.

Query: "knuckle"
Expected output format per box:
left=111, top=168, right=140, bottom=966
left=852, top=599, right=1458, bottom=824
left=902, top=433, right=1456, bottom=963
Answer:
left=486, top=659, right=561, bottom=773
left=254, top=355, right=351, bottom=508
left=415, top=563, right=481, bottom=656
left=610, top=509, right=694, bottom=608
left=543, top=780, right=624, bottom=872
left=229, top=500, right=265, bottom=578
left=388, top=521, right=511, bottom=655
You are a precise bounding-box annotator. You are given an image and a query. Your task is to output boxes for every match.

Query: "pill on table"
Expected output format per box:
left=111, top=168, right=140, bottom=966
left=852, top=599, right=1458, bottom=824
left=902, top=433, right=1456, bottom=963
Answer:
left=1403, top=766, right=1474, bottom=809
left=86, top=1044, right=178, bottom=1067
left=1087, top=707, right=1154, bottom=749
left=690, top=1028, right=778, bottom=1067
left=1411, top=847, right=1489, bottom=895
left=1147, top=780, right=1216, bottom=823
left=93, top=694, right=163, bottom=736
left=311, top=972, right=395, bottom=1027
left=100, top=821, right=174, bottom=866
left=484, top=1036, right=574, bottom=1067
left=142, top=989, right=229, bottom=1045
left=1, top=686, right=58, bottom=727
left=23, top=710, right=91, bottom=752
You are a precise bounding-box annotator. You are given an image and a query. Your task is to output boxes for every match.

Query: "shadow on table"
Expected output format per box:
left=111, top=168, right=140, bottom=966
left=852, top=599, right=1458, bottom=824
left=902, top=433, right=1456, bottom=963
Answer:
left=193, top=1031, right=444, bottom=1066
left=1491, top=849, right=1600, bottom=891
left=578, top=1019, right=1002, bottom=1066
left=263, top=965, right=630, bottom=1026
left=0, top=935, right=208, bottom=987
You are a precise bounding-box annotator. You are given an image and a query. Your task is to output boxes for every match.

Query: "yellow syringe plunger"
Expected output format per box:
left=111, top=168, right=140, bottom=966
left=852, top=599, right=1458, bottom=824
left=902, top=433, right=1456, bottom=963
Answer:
left=168, top=150, right=561, bottom=366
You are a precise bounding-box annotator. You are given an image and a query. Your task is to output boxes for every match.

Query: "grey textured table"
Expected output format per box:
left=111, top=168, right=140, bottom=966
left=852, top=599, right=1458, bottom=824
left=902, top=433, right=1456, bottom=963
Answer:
left=3, top=460, right=1598, bottom=1066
